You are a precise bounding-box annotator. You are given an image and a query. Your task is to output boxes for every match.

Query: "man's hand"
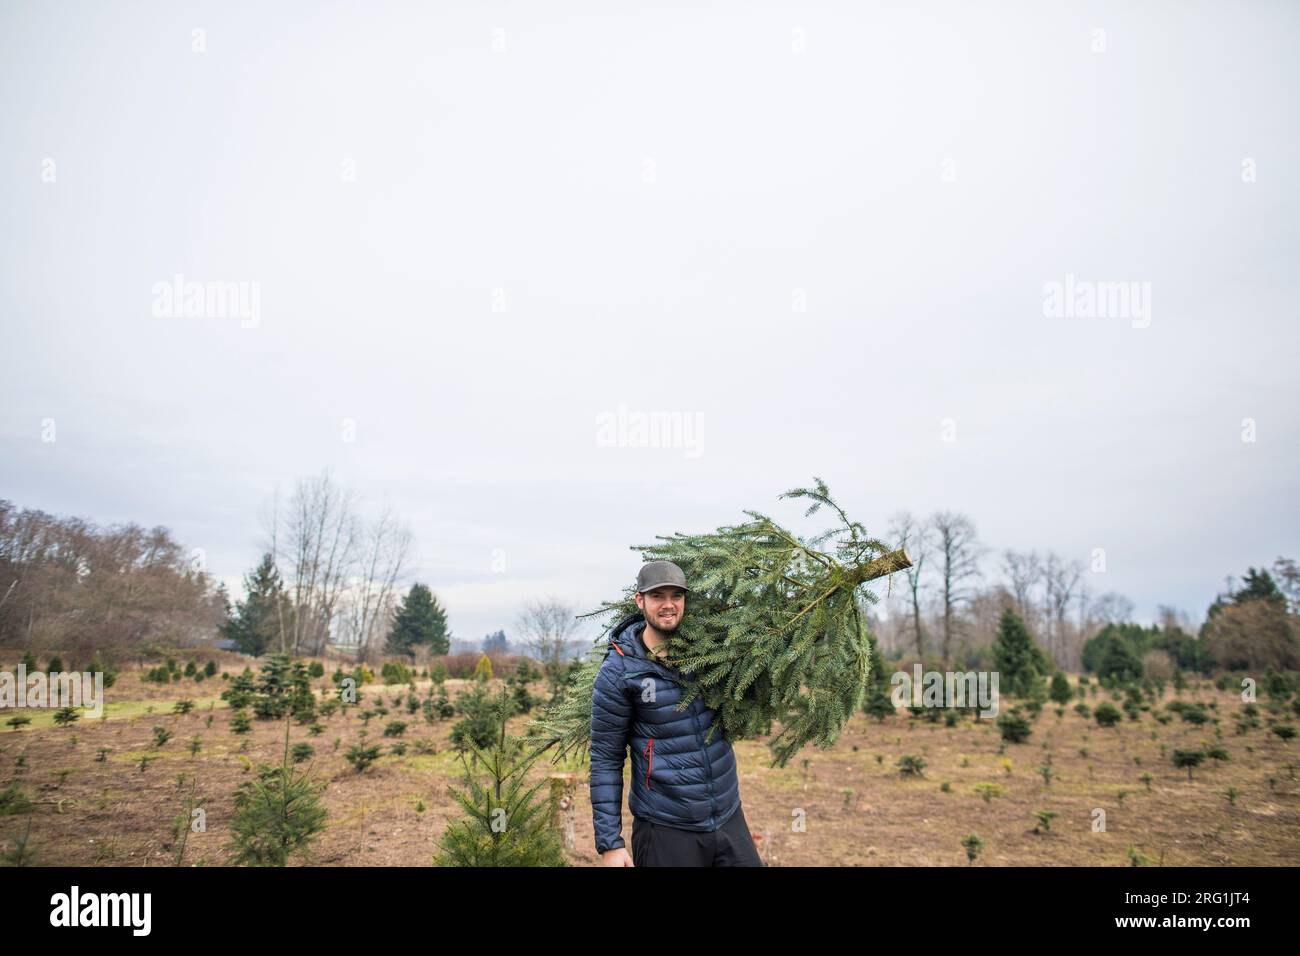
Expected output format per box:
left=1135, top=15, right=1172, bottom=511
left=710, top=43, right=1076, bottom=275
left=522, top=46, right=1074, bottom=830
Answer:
left=601, top=847, right=634, bottom=866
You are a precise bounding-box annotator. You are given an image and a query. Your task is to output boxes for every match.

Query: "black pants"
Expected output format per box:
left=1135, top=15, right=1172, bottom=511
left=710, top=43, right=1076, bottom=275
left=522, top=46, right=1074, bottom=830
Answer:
left=631, top=803, right=763, bottom=867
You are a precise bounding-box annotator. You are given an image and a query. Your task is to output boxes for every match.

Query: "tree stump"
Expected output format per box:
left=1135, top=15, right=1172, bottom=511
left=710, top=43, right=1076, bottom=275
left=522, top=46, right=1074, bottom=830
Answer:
left=548, top=772, right=582, bottom=851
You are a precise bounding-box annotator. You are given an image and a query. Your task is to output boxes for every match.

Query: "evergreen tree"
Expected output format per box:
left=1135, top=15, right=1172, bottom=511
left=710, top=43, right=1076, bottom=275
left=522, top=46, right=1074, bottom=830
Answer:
left=525, top=478, right=911, bottom=768
left=1208, top=567, right=1288, bottom=620
left=1097, top=633, right=1144, bottom=683
left=221, top=554, right=291, bottom=657
left=386, top=584, right=450, bottom=658
left=252, top=653, right=293, bottom=720
left=992, top=608, right=1049, bottom=698
left=451, top=683, right=516, bottom=751
left=1201, top=565, right=1299, bottom=672
left=227, top=720, right=328, bottom=865
left=861, top=629, right=896, bottom=721
left=1049, top=672, right=1073, bottom=705
left=1082, top=623, right=1157, bottom=678
left=434, top=699, right=566, bottom=867
left=482, top=630, right=509, bottom=655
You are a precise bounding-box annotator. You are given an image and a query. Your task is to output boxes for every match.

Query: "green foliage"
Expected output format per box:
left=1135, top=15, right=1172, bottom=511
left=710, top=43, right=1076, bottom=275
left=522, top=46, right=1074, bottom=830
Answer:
left=972, top=782, right=1003, bottom=802
left=142, top=665, right=171, bottom=683
left=381, top=661, right=416, bottom=685
left=1171, top=749, right=1205, bottom=780
left=525, top=478, right=908, bottom=768
left=251, top=653, right=292, bottom=719
left=229, top=709, right=252, bottom=734
left=514, top=658, right=540, bottom=684
left=1082, top=625, right=1147, bottom=681
left=452, top=684, right=517, bottom=751
left=992, top=609, right=1050, bottom=699
left=997, top=710, right=1033, bottom=743
left=1093, top=701, right=1123, bottom=727
left=1049, top=672, right=1073, bottom=705
left=1167, top=700, right=1210, bottom=725
left=221, top=668, right=257, bottom=710
left=345, top=743, right=381, bottom=773
left=221, top=553, right=292, bottom=657
left=508, top=677, right=535, bottom=715
left=1083, top=621, right=1208, bottom=677
left=86, top=655, right=118, bottom=689
left=288, top=661, right=316, bottom=723
left=862, top=631, right=896, bottom=721
left=227, top=728, right=328, bottom=865
left=433, top=685, right=454, bottom=719
left=1208, top=567, right=1289, bottom=620
left=0, top=784, right=35, bottom=816
left=433, top=717, right=567, bottom=867
left=52, top=707, right=80, bottom=727
left=897, top=754, right=927, bottom=777
left=386, top=583, right=450, bottom=658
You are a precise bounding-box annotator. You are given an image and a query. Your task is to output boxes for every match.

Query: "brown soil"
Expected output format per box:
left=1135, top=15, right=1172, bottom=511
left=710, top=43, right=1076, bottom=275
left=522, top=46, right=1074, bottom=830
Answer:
left=2, top=673, right=1296, bottom=867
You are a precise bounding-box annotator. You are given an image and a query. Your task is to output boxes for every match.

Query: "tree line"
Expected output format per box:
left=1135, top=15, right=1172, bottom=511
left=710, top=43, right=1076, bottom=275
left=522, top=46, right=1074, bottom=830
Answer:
left=876, top=509, right=1299, bottom=675
left=6, top=485, right=1293, bottom=678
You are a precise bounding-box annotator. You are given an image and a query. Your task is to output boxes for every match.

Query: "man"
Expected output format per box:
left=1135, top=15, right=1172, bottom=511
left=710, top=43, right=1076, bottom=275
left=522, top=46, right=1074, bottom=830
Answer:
left=589, top=559, right=763, bottom=866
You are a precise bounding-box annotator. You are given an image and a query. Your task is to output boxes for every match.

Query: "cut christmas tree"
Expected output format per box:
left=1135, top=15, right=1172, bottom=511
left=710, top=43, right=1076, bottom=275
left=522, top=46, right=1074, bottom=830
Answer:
left=524, top=477, right=910, bottom=768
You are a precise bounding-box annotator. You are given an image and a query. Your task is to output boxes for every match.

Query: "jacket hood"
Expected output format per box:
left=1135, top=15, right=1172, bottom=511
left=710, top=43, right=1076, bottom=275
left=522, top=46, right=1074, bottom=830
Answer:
left=609, top=612, right=690, bottom=682
left=608, top=612, right=649, bottom=660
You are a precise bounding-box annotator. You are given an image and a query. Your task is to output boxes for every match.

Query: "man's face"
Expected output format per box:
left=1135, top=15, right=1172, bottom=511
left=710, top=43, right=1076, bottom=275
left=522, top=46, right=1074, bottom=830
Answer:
left=637, top=586, right=686, bottom=634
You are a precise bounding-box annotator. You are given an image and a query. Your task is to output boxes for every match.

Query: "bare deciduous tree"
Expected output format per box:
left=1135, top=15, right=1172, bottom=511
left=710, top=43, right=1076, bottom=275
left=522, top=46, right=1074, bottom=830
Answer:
left=1040, top=551, right=1083, bottom=666
left=1157, top=604, right=1195, bottom=634
left=889, top=511, right=930, bottom=657
left=1002, top=549, right=1041, bottom=629
left=0, top=499, right=223, bottom=662
left=262, top=468, right=362, bottom=655
left=343, top=498, right=414, bottom=663
left=1272, top=557, right=1300, bottom=615
left=929, top=511, right=981, bottom=661
left=515, top=597, right=582, bottom=682
left=1089, top=591, right=1135, bottom=626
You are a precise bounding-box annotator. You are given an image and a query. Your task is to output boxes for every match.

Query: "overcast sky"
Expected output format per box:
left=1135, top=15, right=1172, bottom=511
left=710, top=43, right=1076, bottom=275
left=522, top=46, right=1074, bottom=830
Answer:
left=2, top=1, right=1297, bottom=647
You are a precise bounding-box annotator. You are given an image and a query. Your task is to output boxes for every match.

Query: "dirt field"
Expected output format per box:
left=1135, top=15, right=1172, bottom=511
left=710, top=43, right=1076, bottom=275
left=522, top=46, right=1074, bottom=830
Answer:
left=2, top=668, right=1297, bottom=866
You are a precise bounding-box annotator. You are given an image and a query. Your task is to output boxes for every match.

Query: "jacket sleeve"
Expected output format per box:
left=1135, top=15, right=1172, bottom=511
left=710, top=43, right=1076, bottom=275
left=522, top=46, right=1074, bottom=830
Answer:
left=589, top=648, right=632, bottom=853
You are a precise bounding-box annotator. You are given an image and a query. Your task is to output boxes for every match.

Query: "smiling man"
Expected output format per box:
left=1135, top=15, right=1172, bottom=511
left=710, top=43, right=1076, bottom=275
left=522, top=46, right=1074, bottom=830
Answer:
left=589, top=560, right=763, bottom=866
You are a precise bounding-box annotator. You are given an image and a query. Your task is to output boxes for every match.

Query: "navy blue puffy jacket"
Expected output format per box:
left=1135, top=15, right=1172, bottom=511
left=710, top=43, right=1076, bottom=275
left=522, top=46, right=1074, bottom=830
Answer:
left=589, top=613, right=741, bottom=854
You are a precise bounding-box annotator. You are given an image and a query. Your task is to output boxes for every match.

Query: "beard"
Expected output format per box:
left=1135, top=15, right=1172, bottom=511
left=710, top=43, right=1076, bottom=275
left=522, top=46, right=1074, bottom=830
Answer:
left=650, top=614, right=681, bottom=635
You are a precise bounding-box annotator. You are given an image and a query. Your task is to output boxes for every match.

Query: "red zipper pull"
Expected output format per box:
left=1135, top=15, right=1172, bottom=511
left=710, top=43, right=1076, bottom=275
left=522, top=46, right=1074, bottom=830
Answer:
left=643, top=738, right=654, bottom=789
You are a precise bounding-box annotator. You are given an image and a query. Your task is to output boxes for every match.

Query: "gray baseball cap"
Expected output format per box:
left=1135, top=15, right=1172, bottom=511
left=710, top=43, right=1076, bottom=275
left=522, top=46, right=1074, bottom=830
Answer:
left=636, top=560, right=690, bottom=594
